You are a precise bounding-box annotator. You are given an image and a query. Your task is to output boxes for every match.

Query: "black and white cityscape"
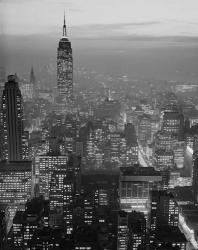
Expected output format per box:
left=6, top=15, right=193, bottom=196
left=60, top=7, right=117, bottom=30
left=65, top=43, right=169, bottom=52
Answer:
left=1, top=1, right=198, bottom=249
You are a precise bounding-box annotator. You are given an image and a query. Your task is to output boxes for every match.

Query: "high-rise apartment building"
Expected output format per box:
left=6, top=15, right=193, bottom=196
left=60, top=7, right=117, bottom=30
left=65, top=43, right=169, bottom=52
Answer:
left=57, top=14, right=73, bottom=104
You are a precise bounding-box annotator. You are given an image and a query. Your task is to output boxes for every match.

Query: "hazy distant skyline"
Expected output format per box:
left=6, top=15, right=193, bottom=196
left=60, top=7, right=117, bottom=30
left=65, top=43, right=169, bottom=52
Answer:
left=1, top=0, right=198, bottom=38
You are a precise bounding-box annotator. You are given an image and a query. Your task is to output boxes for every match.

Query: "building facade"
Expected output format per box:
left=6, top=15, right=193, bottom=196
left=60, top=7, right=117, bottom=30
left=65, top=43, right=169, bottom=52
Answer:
left=1, top=75, right=25, bottom=161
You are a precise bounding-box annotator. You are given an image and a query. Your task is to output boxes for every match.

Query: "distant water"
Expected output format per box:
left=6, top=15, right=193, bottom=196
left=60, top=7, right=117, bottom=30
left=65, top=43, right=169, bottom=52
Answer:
left=1, top=35, right=198, bottom=83
left=74, top=40, right=198, bottom=83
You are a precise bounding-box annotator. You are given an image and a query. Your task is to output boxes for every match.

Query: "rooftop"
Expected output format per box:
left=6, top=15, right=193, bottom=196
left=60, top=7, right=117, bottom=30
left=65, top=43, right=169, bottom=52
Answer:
left=0, top=161, right=32, bottom=172
left=156, top=226, right=186, bottom=243
left=163, top=112, right=183, bottom=120
left=171, top=187, right=194, bottom=203
left=120, top=166, right=162, bottom=177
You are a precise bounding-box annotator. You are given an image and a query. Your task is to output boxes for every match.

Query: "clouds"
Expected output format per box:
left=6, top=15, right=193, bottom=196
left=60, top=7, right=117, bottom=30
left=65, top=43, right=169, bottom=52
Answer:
left=1, top=0, right=198, bottom=37
left=70, top=22, right=161, bottom=38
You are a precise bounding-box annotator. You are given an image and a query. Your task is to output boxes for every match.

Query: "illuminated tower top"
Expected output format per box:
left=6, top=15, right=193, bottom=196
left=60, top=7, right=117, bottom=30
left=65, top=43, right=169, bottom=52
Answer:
left=57, top=12, right=73, bottom=105
left=63, top=11, right=67, bottom=37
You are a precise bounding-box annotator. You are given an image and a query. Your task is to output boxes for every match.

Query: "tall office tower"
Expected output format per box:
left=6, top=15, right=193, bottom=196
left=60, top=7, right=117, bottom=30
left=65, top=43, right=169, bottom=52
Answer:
left=0, top=68, right=5, bottom=158
left=83, top=195, right=94, bottom=226
left=12, top=211, right=24, bottom=247
left=49, top=170, right=63, bottom=205
left=22, top=130, right=30, bottom=160
left=1, top=75, right=24, bottom=161
left=154, top=131, right=173, bottom=151
left=162, top=111, right=184, bottom=136
left=20, top=68, right=35, bottom=101
left=81, top=171, right=119, bottom=209
left=49, top=169, right=66, bottom=212
left=124, top=123, right=139, bottom=166
left=109, top=131, right=123, bottom=165
left=0, top=210, right=6, bottom=249
left=150, top=191, right=179, bottom=232
left=154, top=149, right=174, bottom=170
left=149, top=191, right=186, bottom=249
left=30, top=66, right=35, bottom=85
left=63, top=172, right=74, bottom=235
left=85, top=125, right=96, bottom=166
left=119, top=166, right=163, bottom=216
left=0, top=161, right=32, bottom=206
left=0, top=67, right=5, bottom=102
left=138, top=114, right=151, bottom=147
left=35, top=153, right=68, bottom=199
left=95, top=98, right=121, bottom=122
left=127, top=211, right=146, bottom=250
left=192, top=157, right=198, bottom=203
left=31, top=227, right=63, bottom=249
left=154, top=147, right=174, bottom=189
left=57, top=13, right=73, bottom=104
left=13, top=197, right=49, bottom=249
left=74, top=226, right=100, bottom=250
left=117, top=211, right=129, bottom=250
left=62, top=155, right=81, bottom=234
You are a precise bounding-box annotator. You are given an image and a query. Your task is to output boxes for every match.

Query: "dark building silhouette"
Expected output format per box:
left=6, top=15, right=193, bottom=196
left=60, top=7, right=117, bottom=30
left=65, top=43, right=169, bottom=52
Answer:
left=150, top=190, right=179, bottom=232
left=124, top=123, right=139, bottom=165
left=0, top=75, right=25, bottom=161
left=12, top=197, right=50, bottom=249
left=128, top=211, right=146, bottom=250
left=57, top=13, right=73, bottom=104
left=0, top=67, right=5, bottom=103
left=30, top=66, right=36, bottom=85
left=117, top=211, right=128, bottom=250
left=193, top=156, right=198, bottom=204
left=0, top=210, right=6, bottom=249
left=162, top=111, right=184, bottom=138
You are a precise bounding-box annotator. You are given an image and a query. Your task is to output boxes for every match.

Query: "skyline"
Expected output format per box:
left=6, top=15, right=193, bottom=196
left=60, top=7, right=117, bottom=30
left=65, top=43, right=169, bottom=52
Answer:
left=1, top=0, right=198, bottom=38
left=1, top=1, right=198, bottom=249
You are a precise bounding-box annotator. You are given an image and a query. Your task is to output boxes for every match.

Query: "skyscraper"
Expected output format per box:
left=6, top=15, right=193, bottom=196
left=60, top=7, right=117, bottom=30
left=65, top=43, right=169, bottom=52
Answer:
left=119, top=166, right=163, bottom=216
left=30, top=66, right=35, bottom=85
left=150, top=190, right=179, bottom=232
left=117, top=211, right=129, bottom=250
left=35, top=154, right=68, bottom=199
left=20, top=67, right=35, bottom=101
left=1, top=75, right=24, bottom=161
left=57, top=13, right=73, bottom=105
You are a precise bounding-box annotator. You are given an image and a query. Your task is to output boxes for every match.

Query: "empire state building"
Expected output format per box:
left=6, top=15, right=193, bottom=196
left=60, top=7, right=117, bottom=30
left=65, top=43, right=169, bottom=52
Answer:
left=57, top=14, right=73, bottom=105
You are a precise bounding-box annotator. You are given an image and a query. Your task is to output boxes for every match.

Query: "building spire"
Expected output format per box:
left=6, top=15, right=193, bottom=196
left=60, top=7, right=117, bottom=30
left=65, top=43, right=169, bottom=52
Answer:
left=30, top=66, right=35, bottom=84
left=63, top=11, right=67, bottom=37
